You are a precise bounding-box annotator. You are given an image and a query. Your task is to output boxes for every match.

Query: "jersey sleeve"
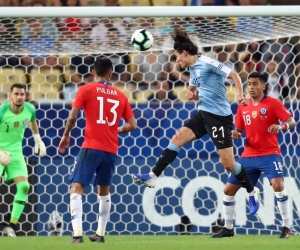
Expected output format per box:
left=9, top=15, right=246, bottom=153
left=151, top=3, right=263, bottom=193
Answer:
left=122, top=98, right=134, bottom=120
left=25, top=102, right=36, bottom=121
left=0, top=102, right=9, bottom=123
left=206, top=59, right=231, bottom=78
left=72, top=86, right=85, bottom=109
left=234, top=104, right=245, bottom=130
left=189, top=69, right=197, bottom=86
left=274, top=99, right=293, bottom=122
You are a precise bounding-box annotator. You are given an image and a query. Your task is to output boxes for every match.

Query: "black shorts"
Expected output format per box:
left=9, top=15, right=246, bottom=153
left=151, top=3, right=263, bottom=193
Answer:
left=184, top=110, right=233, bottom=149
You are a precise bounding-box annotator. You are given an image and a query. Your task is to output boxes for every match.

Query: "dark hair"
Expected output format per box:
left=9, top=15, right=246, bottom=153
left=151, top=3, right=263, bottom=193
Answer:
left=171, top=27, right=198, bottom=55
left=94, top=56, right=113, bottom=78
left=10, top=83, right=26, bottom=92
left=248, top=72, right=267, bottom=83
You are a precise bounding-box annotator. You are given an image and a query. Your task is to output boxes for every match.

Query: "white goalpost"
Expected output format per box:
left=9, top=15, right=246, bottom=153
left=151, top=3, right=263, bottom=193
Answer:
left=0, top=6, right=299, bottom=236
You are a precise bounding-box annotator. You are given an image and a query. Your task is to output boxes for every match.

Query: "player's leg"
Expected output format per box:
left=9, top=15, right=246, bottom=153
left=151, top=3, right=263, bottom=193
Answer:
left=68, top=149, right=98, bottom=243
left=2, top=154, right=30, bottom=237
left=273, top=177, right=290, bottom=238
left=89, top=185, right=110, bottom=243
left=262, top=155, right=290, bottom=238
left=89, top=151, right=116, bottom=243
left=69, top=182, right=84, bottom=243
left=131, top=111, right=206, bottom=188
left=212, top=158, right=261, bottom=238
left=203, top=111, right=259, bottom=214
left=211, top=183, right=241, bottom=238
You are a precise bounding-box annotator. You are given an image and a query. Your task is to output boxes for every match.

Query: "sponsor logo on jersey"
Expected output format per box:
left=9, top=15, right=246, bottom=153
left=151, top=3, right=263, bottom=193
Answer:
left=218, top=64, right=223, bottom=70
left=14, top=121, right=19, bottom=128
left=252, top=111, right=257, bottom=118
left=260, top=108, right=267, bottom=115
left=23, top=118, right=29, bottom=126
left=196, top=69, right=201, bottom=77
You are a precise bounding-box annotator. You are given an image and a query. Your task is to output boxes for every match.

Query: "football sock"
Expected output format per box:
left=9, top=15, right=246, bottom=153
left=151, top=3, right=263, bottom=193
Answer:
left=149, top=171, right=157, bottom=179
left=70, top=193, right=83, bottom=237
left=223, top=194, right=235, bottom=230
left=275, top=189, right=290, bottom=228
left=152, top=143, right=180, bottom=177
left=232, top=163, right=254, bottom=193
left=96, top=193, right=111, bottom=237
left=10, top=181, right=30, bottom=225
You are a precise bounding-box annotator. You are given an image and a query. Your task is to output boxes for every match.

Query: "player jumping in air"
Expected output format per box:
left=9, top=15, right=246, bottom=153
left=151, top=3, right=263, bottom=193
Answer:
left=212, top=72, right=296, bottom=239
left=131, top=27, right=260, bottom=215
left=0, top=83, right=46, bottom=237
left=58, top=56, right=136, bottom=243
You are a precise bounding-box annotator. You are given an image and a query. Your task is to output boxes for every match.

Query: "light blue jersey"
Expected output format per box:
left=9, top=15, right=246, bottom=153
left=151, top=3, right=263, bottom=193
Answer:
left=189, top=55, right=232, bottom=116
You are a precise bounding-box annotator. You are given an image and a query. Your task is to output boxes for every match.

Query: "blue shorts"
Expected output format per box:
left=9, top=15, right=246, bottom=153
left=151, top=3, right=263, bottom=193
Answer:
left=69, top=148, right=117, bottom=187
left=227, top=154, right=284, bottom=186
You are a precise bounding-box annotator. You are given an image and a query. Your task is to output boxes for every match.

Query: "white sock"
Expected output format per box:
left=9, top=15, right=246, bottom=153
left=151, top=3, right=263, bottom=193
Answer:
left=96, top=193, right=111, bottom=237
left=70, top=193, right=83, bottom=237
left=275, top=189, right=290, bottom=228
left=149, top=171, right=157, bottom=179
left=223, top=194, right=236, bottom=229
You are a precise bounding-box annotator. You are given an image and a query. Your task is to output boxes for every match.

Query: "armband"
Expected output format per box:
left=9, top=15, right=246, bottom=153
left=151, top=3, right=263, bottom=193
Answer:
left=282, top=123, right=289, bottom=130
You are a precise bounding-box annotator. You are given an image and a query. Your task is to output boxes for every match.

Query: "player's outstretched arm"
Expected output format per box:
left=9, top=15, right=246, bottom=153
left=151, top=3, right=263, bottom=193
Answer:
left=228, top=71, right=247, bottom=106
left=30, top=120, right=46, bottom=157
left=117, top=117, right=137, bottom=134
left=58, top=107, right=80, bottom=153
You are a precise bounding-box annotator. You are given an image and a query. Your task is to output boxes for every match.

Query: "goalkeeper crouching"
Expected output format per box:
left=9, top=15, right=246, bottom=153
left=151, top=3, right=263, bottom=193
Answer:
left=0, top=83, right=46, bottom=237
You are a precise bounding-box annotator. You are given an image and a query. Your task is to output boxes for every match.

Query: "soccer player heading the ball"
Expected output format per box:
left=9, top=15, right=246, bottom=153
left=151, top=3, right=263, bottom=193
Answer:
left=58, top=56, right=136, bottom=244
left=212, top=72, right=296, bottom=239
left=131, top=27, right=260, bottom=214
left=0, top=83, right=46, bottom=237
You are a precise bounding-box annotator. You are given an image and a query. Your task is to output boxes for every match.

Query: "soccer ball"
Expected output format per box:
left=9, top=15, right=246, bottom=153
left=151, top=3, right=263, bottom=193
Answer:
left=131, top=29, right=153, bottom=51
left=47, top=211, right=63, bottom=236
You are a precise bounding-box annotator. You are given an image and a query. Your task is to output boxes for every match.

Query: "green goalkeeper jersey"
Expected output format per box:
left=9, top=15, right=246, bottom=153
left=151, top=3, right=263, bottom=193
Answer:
left=0, top=102, right=36, bottom=152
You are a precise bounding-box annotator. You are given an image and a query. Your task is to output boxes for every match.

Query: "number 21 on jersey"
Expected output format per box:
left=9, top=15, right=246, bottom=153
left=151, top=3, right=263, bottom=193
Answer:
left=96, top=96, right=120, bottom=126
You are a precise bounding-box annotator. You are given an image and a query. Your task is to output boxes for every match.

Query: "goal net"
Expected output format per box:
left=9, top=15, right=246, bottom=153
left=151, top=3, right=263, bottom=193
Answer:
left=0, top=6, right=299, bottom=236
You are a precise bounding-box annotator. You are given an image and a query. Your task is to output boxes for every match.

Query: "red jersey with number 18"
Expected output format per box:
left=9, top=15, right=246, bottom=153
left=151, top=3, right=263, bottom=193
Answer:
left=235, top=96, right=292, bottom=157
left=72, top=82, right=134, bottom=154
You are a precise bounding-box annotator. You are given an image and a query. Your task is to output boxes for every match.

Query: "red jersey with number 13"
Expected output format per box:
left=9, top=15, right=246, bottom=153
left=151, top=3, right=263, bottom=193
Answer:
left=235, top=96, right=292, bottom=157
left=72, top=82, right=134, bottom=154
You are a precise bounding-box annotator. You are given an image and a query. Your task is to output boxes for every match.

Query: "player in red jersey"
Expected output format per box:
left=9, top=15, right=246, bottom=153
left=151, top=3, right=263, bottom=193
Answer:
left=58, top=56, right=136, bottom=243
left=212, top=72, right=296, bottom=239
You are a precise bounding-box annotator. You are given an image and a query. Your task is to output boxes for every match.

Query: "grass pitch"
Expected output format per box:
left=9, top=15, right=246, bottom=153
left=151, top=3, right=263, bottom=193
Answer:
left=2, top=235, right=300, bottom=250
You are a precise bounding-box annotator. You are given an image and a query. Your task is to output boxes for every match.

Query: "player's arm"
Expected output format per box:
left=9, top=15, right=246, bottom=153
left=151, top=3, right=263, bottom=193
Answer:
left=63, top=107, right=80, bottom=136
left=268, top=116, right=296, bottom=133
left=118, top=98, right=137, bottom=134
left=268, top=101, right=296, bottom=133
left=29, top=120, right=46, bottom=157
left=185, top=70, right=199, bottom=101
left=118, top=117, right=136, bottom=134
left=58, top=107, right=80, bottom=153
left=232, top=127, right=243, bottom=140
left=232, top=104, right=245, bottom=140
left=227, top=71, right=247, bottom=106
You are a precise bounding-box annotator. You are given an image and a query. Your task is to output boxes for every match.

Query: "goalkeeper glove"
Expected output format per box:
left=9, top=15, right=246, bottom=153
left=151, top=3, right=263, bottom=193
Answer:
left=0, top=149, right=11, bottom=166
left=34, top=134, right=46, bottom=157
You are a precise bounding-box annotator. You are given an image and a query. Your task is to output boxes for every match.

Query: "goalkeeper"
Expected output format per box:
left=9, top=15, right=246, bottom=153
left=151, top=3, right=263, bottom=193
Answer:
left=0, top=83, right=46, bottom=237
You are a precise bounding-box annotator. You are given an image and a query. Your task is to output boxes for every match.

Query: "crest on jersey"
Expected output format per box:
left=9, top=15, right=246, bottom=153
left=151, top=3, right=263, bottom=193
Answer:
left=23, top=118, right=29, bottom=127
left=252, top=111, right=257, bottom=118
left=196, top=69, right=201, bottom=77
left=260, top=108, right=267, bottom=115
left=14, top=121, right=19, bottom=128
